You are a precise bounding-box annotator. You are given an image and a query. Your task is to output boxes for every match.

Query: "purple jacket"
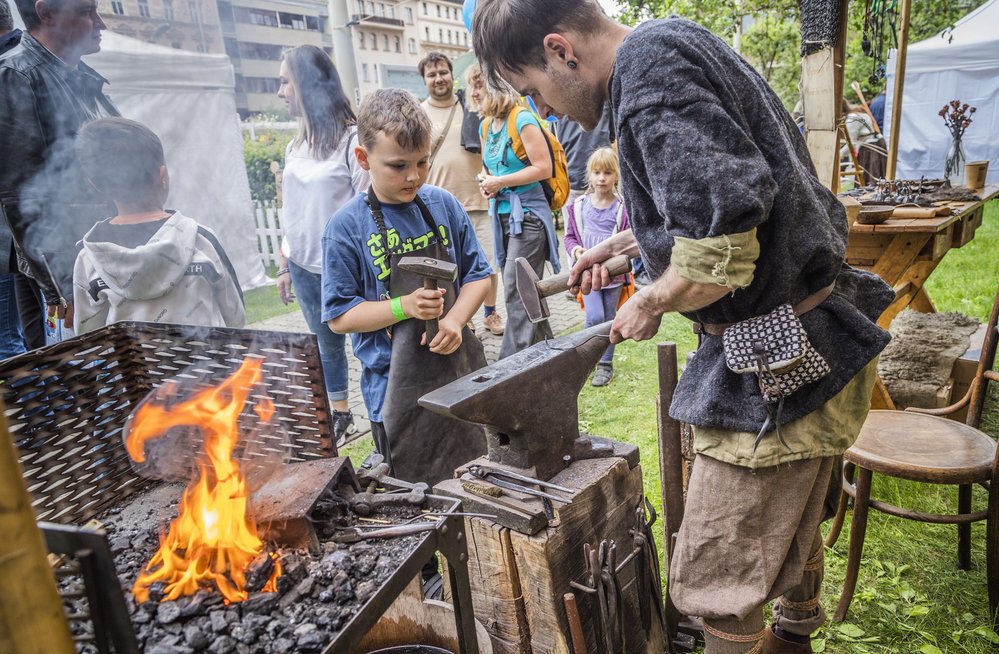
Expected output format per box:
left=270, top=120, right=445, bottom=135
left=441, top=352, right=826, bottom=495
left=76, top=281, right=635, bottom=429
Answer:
left=564, top=194, right=631, bottom=287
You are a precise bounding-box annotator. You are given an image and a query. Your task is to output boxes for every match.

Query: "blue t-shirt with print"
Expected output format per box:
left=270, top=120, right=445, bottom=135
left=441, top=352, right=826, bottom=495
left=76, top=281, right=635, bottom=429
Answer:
left=481, top=109, right=544, bottom=214
left=321, top=184, right=492, bottom=422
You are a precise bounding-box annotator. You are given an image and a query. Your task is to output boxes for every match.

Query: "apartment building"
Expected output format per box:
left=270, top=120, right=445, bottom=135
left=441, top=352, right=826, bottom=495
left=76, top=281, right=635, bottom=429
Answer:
left=415, top=0, right=468, bottom=61
left=217, top=0, right=333, bottom=114
left=101, top=0, right=225, bottom=54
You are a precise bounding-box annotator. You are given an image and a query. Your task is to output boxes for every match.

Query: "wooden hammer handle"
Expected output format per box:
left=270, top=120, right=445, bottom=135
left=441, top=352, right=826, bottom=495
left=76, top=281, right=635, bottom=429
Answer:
left=424, top=278, right=440, bottom=342
left=536, top=254, right=632, bottom=298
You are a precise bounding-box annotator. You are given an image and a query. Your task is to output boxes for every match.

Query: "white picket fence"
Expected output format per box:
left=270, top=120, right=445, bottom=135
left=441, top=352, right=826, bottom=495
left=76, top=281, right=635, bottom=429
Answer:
left=253, top=201, right=283, bottom=268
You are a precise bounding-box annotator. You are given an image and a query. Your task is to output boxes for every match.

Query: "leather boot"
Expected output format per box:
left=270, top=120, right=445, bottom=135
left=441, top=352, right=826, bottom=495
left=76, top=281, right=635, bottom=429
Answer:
left=763, top=627, right=813, bottom=653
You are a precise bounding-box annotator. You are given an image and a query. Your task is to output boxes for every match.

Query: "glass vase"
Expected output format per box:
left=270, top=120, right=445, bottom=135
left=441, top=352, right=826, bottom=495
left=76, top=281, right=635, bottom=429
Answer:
left=944, top=138, right=966, bottom=183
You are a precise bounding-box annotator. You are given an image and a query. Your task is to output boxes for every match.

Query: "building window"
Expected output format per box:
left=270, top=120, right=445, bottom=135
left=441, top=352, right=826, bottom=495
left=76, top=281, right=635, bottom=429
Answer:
left=188, top=0, right=202, bottom=23
left=447, top=29, right=451, bottom=44
left=362, top=63, right=369, bottom=82
left=464, top=33, right=468, bottom=46
left=405, top=7, right=413, bottom=23
left=163, top=0, right=174, bottom=20
left=436, top=4, right=441, bottom=17
left=381, top=34, right=388, bottom=50
left=374, top=65, right=379, bottom=84
left=138, top=0, right=150, bottom=17
left=408, top=38, right=417, bottom=54
left=377, top=3, right=384, bottom=16
left=370, top=33, right=377, bottom=50
left=244, top=8, right=278, bottom=26
left=111, top=0, right=124, bottom=14
left=278, top=12, right=307, bottom=30
left=424, top=26, right=429, bottom=40
left=367, top=1, right=374, bottom=14
left=438, top=28, right=442, bottom=42
left=358, top=31, right=365, bottom=48
left=243, top=77, right=280, bottom=94
left=394, top=36, right=400, bottom=52
left=422, top=2, right=427, bottom=15
left=356, top=0, right=364, bottom=12
left=306, top=16, right=319, bottom=30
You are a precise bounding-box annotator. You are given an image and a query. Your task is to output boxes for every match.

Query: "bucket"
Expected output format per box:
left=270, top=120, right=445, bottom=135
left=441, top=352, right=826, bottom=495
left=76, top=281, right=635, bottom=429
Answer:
left=965, top=161, right=989, bottom=190
left=366, top=648, right=454, bottom=654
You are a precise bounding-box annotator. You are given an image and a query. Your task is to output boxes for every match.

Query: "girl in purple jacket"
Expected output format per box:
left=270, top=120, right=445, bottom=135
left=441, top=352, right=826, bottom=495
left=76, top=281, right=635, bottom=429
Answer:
left=564, top=147, right=632, bottom=386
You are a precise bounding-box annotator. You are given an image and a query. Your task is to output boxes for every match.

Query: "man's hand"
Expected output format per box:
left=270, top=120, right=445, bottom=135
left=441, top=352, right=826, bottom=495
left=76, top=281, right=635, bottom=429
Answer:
left=609, top=288, right=663, bottom=344
left=277, top=273, right=295, bottom=305
left=568, top=229, right=639, bottom=295
left=426, top=314, right=463, bottom=355
left=46, top=302, right=74, bottom=324
left=402, top=287, right=445, bottom=321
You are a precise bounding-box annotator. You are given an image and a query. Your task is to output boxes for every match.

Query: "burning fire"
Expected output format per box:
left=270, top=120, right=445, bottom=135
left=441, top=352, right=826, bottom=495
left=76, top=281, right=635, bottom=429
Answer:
left=126, top=356, right=281, bottom=604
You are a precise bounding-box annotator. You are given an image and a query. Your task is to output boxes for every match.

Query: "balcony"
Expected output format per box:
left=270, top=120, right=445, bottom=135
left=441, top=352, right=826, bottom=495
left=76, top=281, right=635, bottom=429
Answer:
left=351, top=14, right=405, bottom=30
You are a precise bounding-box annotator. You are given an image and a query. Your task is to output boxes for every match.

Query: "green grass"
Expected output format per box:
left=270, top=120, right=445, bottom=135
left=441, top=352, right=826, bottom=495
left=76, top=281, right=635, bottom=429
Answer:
left=243, top=266, right=297, bottom=325
left=577, top=200, right=999, bottom=653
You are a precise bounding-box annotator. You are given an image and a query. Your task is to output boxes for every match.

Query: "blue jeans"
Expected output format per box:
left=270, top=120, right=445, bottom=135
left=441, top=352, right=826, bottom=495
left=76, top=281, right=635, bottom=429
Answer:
left=0, top=272, right=26, bottom=359
left=582, top=285, right=622, bottom=363
left=289, top=262, right=349, bottom=402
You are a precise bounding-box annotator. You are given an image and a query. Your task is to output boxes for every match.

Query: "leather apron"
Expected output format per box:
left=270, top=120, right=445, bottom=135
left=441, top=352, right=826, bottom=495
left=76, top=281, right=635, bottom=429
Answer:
left=366, top=189, right=488, bottom=486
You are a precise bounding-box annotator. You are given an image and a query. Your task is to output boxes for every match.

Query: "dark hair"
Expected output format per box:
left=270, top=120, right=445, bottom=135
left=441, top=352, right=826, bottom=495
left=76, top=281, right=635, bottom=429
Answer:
left=472, top=0, right=607, bottom=88
left=14, top=0, right=47, bottom=31
left=1, top=0, right=15, bottom=31
left=418, top=51, right=452, bottom=77
left=357, top=89, right=431, bottom=153
left=75, top=118, right=166, bottom=205
left=282, top=45, right=356, bottom=160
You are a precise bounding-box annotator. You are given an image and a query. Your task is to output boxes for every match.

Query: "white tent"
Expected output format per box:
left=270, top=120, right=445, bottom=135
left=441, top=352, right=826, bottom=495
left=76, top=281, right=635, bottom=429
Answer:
left=885, top=0, right=999, bottom=184
left=3, top=0, right=269, bottom=290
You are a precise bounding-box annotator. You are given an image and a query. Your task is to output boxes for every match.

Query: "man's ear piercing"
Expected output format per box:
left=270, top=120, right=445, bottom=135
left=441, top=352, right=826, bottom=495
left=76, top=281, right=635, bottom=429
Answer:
left=567, top=60, right=578, bottom=69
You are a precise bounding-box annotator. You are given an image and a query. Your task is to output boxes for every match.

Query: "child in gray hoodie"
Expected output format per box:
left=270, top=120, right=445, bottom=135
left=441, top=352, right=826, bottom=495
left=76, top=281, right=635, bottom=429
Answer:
left=72, top=118, right=245, bottom=334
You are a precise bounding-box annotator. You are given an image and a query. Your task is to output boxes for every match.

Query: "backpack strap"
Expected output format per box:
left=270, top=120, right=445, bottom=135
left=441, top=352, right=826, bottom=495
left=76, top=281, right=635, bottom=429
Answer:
left=507, top=106, right=556, bottom=174
left=572, top=195, right=585, bottom=240
left=614, top=198, right=625, bottom=234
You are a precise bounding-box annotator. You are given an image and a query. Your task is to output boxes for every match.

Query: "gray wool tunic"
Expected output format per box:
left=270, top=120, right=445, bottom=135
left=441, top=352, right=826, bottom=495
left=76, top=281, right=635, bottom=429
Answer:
left=611, top=18, right=895, bottom=434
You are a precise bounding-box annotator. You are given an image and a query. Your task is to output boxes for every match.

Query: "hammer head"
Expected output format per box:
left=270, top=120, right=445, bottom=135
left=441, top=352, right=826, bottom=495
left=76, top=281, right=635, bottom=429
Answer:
left=398, top=256, right=457, bottom=283
left=515, top=257, right=550, bottom=323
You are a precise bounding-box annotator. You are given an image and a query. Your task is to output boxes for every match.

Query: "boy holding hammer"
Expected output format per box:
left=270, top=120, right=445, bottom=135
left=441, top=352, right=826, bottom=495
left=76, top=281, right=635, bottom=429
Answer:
left=322, top=89, right=492, bottom=486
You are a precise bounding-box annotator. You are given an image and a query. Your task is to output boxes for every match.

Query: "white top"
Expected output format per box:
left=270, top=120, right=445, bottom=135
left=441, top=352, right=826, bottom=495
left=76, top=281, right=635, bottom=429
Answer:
left=281, top=132, right=370, bottom=273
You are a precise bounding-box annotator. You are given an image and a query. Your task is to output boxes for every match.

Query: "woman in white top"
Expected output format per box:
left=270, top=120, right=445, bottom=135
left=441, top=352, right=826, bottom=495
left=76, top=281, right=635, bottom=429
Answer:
left=276, top=45, right=369, bottom=447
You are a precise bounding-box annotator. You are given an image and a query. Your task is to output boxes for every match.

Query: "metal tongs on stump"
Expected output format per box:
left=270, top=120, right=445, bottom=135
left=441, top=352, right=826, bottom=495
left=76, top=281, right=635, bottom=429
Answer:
left=466, top=464, right=575, bottom=504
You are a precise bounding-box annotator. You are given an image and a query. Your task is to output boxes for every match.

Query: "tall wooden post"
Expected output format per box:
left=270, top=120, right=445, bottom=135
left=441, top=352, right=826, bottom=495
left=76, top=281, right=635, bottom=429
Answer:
left=886, top=0, right=913, bottom=180
left=0, top=401, right=75, bottom=654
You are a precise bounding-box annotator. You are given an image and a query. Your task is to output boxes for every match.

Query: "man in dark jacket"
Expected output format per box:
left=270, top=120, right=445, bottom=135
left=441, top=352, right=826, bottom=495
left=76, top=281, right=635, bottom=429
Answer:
left=472, top=1, right=893, bottom=652
left=0, top=0, right=22, bottom=55
left=0, top=0, right=118, bottom=347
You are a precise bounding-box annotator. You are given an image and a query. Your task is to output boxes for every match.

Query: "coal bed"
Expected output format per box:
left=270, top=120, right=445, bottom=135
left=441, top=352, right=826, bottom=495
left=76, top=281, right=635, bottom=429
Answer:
left=59, top=482, right=432, bottom=654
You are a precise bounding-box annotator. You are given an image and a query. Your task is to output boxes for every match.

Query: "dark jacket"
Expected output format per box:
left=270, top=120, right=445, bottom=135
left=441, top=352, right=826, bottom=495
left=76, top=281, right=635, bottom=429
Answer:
left=611, top=18, right=893, bottom=433
left=0, top=29, right=22, bottom=56
left=0, top=33, right=118, bottom=303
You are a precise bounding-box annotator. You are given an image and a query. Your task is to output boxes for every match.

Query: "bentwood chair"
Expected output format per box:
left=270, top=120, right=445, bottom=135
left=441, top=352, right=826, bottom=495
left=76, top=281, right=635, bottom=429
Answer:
left=826, top=284, right=999, bottom=627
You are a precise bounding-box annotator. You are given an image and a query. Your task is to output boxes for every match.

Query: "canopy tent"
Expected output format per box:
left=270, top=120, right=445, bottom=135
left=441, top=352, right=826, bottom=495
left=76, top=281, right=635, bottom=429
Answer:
left=3, top=0, right=268, bottom=290
left=884, top=0, right=999, bottom=184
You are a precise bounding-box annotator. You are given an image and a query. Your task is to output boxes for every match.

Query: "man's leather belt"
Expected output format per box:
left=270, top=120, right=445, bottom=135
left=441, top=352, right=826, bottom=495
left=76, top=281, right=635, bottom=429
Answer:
left=692, top=283, right=836, bottom=337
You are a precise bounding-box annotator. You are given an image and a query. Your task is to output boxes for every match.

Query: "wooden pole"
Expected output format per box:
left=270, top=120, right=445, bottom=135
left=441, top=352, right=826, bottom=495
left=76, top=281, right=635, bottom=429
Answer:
left=886, top=0, right=913, bottom=180
left=0, top=400, right=75, bottom=654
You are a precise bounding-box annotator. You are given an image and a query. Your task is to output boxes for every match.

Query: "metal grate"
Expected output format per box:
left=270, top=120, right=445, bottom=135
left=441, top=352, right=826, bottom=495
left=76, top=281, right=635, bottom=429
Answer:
left=0, top=322, right=333, bottom=525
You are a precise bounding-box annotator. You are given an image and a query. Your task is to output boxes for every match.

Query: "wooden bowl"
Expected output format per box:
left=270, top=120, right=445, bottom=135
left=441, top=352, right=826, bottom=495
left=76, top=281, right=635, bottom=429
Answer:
left=857, top=205, right=894, bottom=225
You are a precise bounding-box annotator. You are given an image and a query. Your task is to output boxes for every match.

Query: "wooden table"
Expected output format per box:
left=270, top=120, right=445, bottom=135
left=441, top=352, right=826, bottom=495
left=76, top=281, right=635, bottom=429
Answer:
left=845, top=184, right=999, bottom=407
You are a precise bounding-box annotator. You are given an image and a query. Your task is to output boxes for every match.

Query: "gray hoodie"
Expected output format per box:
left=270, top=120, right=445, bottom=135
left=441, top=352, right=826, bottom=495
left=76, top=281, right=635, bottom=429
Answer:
left=73, top=211, right=245, bottom=334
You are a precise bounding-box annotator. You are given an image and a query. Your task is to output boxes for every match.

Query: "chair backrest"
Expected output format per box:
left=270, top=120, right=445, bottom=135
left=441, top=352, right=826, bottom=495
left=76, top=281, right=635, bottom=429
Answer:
left=966, top=284, right=999, bottom=432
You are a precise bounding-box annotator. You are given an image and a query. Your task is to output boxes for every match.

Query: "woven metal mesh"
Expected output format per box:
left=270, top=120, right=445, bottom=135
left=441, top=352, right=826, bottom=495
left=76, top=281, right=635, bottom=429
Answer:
left=0, top=322, right=333, bottom=525
left=798, top=0, right=842, bottom=55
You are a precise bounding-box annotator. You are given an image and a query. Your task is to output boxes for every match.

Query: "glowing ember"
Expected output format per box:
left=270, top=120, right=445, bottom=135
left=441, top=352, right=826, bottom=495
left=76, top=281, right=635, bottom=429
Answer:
left=126, top=356, right=281, bottom=604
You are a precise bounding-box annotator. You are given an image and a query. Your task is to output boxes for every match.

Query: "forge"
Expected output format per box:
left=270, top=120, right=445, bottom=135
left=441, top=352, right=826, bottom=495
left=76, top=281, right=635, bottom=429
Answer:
left=0, top=322, right=479, bottom=654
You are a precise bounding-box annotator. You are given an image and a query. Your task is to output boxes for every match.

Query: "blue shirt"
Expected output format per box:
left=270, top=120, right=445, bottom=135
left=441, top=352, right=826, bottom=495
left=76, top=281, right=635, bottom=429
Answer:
left=321, top=185, right=492, bottom=421
left=482, top=109, right=543, bottom=214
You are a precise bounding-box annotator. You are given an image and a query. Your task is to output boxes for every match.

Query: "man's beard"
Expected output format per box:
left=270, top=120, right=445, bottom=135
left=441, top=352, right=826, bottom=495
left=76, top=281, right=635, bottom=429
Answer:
left=431, top=84, right=452, bottom=101
left=550, top=68, right=601, bottom=130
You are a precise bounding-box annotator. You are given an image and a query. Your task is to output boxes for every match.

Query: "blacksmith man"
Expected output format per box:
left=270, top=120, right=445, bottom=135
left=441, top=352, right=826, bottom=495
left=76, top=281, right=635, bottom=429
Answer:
left=471, top=1, right=894, bottom=652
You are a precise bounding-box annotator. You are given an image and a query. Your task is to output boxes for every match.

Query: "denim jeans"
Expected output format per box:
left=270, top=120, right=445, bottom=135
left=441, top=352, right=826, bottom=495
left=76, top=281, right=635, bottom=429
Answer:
left=289, top=261, right=349, bottom=402
left=0, top=272, right=26, bottom=359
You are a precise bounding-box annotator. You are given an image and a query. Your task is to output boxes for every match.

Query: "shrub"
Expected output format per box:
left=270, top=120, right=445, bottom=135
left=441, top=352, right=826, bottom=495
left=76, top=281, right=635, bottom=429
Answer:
left=243, top=131, right=293, bottom=203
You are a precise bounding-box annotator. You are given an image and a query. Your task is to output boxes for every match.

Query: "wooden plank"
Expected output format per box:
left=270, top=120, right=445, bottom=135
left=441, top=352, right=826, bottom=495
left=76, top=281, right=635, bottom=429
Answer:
left=806, top=129, right=838, bottom=191
left=870, top=377, right=897, bottom=410
left=886, top=0, right=913, bottom=179
left=0, top=402, right=76, bottom=654
left=910, top=287, right=937, bottom=314
left=871, top=234, right=931, bottom=285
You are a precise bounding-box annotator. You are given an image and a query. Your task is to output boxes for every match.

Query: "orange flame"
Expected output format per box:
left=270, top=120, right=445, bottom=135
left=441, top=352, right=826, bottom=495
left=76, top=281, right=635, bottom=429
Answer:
left=127, top=357, right=281, bottom=604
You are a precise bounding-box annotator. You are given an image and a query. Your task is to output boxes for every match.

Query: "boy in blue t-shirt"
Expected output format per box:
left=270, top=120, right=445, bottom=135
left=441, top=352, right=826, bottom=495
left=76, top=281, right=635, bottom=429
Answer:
left=322, top=89, right=491, bottom=481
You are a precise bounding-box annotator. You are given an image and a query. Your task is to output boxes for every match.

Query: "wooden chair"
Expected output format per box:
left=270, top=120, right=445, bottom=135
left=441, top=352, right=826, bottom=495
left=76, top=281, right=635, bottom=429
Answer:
left=826, top=286, right=999, bottom=627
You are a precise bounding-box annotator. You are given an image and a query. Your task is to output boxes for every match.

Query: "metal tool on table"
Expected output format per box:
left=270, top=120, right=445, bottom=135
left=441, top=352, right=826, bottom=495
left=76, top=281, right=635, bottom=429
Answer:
left=333, top=522, right=438, bottom=544
left=350, top=453, right=429, bottom=516
left=397, top=256, right=457, bottom=342
left=516, top=254, right=632, bottom=324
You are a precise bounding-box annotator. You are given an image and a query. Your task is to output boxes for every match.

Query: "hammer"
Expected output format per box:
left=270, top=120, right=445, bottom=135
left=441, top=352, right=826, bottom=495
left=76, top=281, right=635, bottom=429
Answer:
left=397, top=256, right=457, bottom=342
left=516, top=254, right=632, bottom=324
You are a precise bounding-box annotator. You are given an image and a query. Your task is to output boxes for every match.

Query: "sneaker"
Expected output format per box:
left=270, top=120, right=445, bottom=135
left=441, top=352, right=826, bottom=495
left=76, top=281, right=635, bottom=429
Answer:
left=332, top=410, right=356, bottom=448
left=466, top=320, right=477, bottom=335
left=483, top=312, right=505, bottom=335
left=591, top=363, right=614, bottom=387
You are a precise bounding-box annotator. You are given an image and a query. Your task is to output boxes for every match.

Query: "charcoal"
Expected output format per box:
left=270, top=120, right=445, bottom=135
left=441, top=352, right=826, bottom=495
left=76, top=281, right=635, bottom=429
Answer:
left=209, top=610, right=228, bottom=634
left=320, top=549, right=353, bottom=569
left=157, top=601, right=182, bottom=624
left=296, top=629, right=327, bottom=652
left=271, top=638, right=295, bottom=654
left=244, top=552, right=275, bottom=593
left=279, top=553, right=308, bottom=584
left=133, top=609, right=151, bottom=624
left=111, top=536, right=131, bottom=553
left=355, top=580, right=377, bottom=604
left=146, top=643, right=193, bottom=654
left=229, top=624, right=256, bottom=645
left=184, top=625, right=210, bottom=651
left=355, top=553, right=377, bottom=575
left=331, top=571, right=353, bottom=604
left=208, top=635, right=236, bottom=654
left=293, top=622, right=317, bottom=637
left=179, top=589, right=220, bottom=617
left=164, top=621, right=184, bottom=635
left=148, top=582, right=167, bottom=603
left=317, top=590, right=334, bottom=603
left=241, top=592, right=278, bottom=615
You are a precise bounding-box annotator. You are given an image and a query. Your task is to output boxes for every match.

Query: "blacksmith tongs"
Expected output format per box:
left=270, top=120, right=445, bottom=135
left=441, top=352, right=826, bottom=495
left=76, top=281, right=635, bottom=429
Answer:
left=467, top=464, right=575, bottom=504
